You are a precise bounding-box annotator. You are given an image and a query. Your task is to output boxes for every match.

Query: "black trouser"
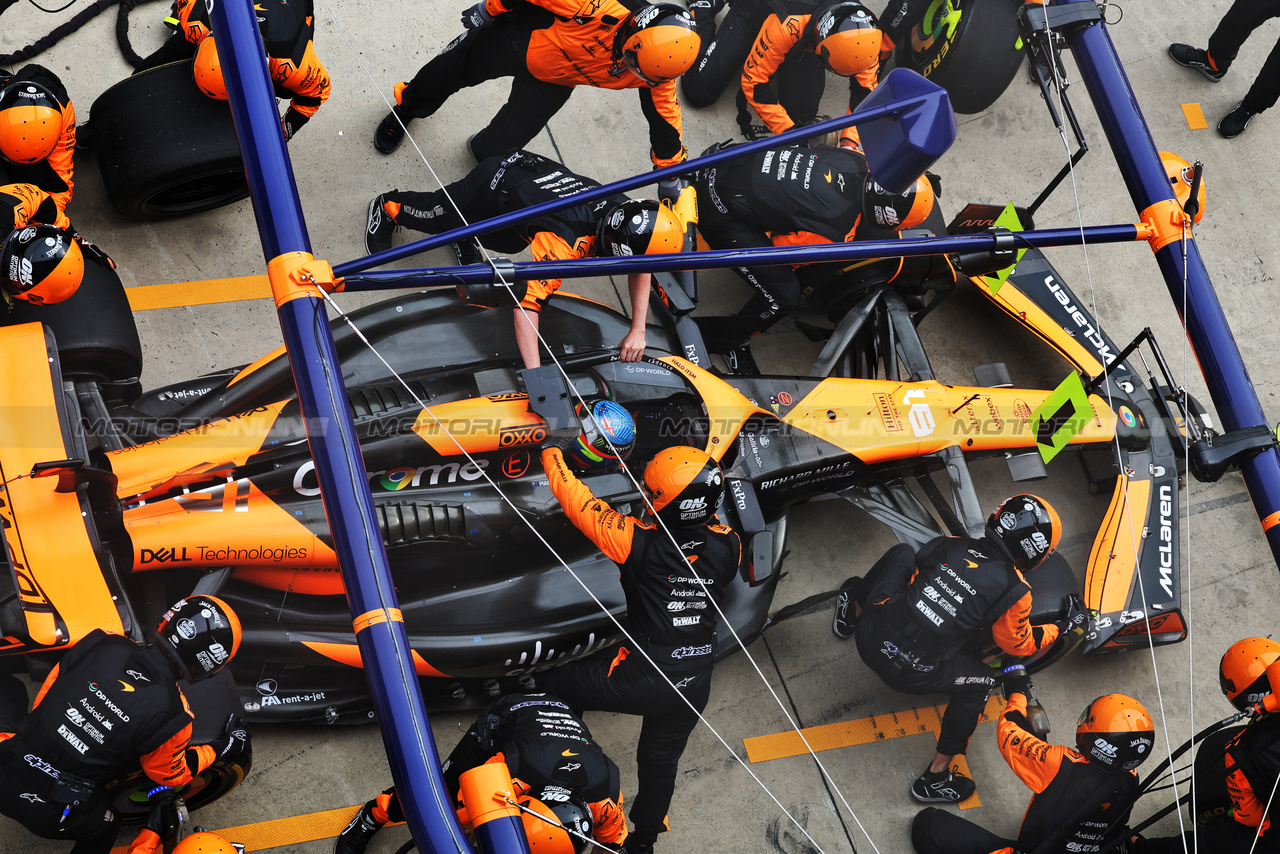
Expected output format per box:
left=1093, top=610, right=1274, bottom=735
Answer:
left=394, top=11, right=573, bottom=162
left=681, top=0, right=772, bottom=107
left=734, top=51, right=828, bottom=132
left=382, top=155, right=530, bottom=253
left=0, top=755, right=119, bottom=854
left=911, top=807, right=1013, bottom=854
left=693, top=167, right=801, bottom=351
left=545, top=647, right=711, bottom=845
left=1207, top=0, right=1280, bottom=113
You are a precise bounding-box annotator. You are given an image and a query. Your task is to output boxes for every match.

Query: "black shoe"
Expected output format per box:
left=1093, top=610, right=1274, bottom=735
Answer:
left=723, top=343, right=759, bottom=375
left=74, top=121, right=93, bottom=151
left=452, top=240, right=484, bottom=266
left=619, top=838, right=655, bottom=854
left=911, top=767, right=976, bottom=804
left=832, top=576, right=863, bottom=640
left=1168, top=44, right=1224, bottom=82
left=334, top=801, right=384, bottom=854
left=374, top=111, right=406, bottom=154
left=365, top=195, right=398, bottom=255
left=1218, top=100, right=1257, bottom=138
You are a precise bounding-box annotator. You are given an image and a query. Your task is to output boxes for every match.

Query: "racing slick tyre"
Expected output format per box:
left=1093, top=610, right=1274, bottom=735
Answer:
left=103, top=670, right=252, bottom=822
left=960, top=551, right=1082, bottom=674
left=5, top=255, right=143, bottom=383
left=90, top=60, right=249, bottom=218
left=893, top=0, right=1024, bottom=114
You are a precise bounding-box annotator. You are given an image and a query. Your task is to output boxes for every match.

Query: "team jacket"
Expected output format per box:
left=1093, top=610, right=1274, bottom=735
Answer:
left=1, top=182, right=71, bottom=230
left=740, top=0, right=878, bottom=137
left=541, top=447, right=741, bottom=661
left=0, top=630, right=217, bottom=789
left=1222, top=716, right=1280, bottom=841
left=173, top=0, right=331, bottom=120
left=482, top=151, right=628, bottom=311
left=448, top=693, right=626, bottom=845
left=481, top=0, right=687, bottom=167
left=862, top=536, right=1059, bottom=669
left=0, top=65, right=76, bottom=214
left=996, top=693, right=1141, bottom=854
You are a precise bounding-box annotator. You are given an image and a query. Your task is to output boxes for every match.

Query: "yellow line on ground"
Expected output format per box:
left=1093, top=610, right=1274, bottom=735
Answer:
left=108, top=804, right=406, bottom=853
left=126, top=275, right=272, bottom=312
left=743, top=695, right=1006, bottom=810
left=1181, top=102, right=1208, bottom=130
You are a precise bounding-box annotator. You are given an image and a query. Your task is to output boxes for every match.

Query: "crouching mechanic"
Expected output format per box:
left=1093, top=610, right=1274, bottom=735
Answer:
left=335, top=692, right=627, bottom=854
left=1, top=182, right=113, bottom=306
left=539, top=430, right=741, bottom=854
left=137, top=0, right=331, bottom=140
left=692, top=141, right=934, bottom=373
left=912, top=687, right=1155, bottom=854
left=374, top=1, right=698, bottom=173
left=364, top=150, right=683, bottom=369
left=832, top=494, right=1087, bottom=803
left=0, top=596, right=249, bottom=854
left=0, top=66, right=77, bottom=214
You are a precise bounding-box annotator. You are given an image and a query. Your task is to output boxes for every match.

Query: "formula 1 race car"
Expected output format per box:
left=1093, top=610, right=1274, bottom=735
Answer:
left=0, top=210, right=1190, bottom=740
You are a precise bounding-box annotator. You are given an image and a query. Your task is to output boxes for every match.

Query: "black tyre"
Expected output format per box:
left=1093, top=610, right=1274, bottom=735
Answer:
left=960, top=552, right=1082, bottom=674
left=893, top=0, right=1024, bottom=114
left=5, top=255, right=142, bottom=383
left=91, top=60, right=249, bottom=218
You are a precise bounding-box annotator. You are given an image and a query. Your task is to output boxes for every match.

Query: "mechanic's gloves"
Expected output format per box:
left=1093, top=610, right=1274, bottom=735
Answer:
left=657, top=178, right=683, bottom=206
left=1056, top=594, right=1088, bottom=639
left=209, top=714, right=251, bottom=761
left=925, top=171, right=942, bottom=199
left=475, top=712, right=504, bottom=753
left=71, top=230, right=116, bottom=270
left=461, top=2, right=494, bottom=29
left=540, top=427, right=580, bottom=455
left=281, top=108, right=310, bottom=141
left=1000, top=663, right=1032, bottom=700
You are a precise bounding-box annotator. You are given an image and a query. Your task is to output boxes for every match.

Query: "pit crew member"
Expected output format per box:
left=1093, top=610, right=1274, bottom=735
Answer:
left=1, top=182, right=115, bottom=305
left=0, top=65, right=76, bottom=213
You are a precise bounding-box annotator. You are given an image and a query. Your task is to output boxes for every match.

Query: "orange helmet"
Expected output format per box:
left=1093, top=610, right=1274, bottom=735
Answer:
left=612, top=4, right=700, bottom=87
left=814, top=2, right=881, bottom=76
left=194, top=37, right=230, bottom=101
left=596, top=200, right=683, bottom=256
left=1220, top=637, right=1280, bottom=710
left=0, top=80, right=63, bottom=165
left=1, top=225, right=83, bottom=305
left=862, top=173, right=934, bottom=231
left=986, top=494, right=1062, bottom=571
left=517, top=791, right=592, bottom=854
left=1160, top=151, right=1205, bottom=225
left=644, top=446, right=725, bottom=527
left=172, top=832, right=239, bottom=854
left=1075, top=694, right=1155, bottom=773
left=155, top=595, right=242, bottom=682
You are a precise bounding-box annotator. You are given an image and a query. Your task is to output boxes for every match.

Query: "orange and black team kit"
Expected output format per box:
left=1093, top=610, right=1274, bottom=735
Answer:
left=348, top=693, right=627, bottom=851
left=854, top=537, right=1060, bottom=760
left=0, top=65, right=76, bottom=213
left=136, top=0, right=330, bottom=134
left=0, top=631, right=225, bottom=854
left=539, top=447, right=740, bottom=850
left=912, top=693, right=1142, bottom=854
left=1, top=182, right=71, bottom=231
left=373, top=151, right=628, bottom=312
left=383, top=0, right=687, bottom=166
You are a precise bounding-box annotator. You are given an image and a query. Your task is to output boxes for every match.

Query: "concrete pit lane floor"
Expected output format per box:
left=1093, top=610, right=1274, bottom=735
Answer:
left=3, top=2, right=1280, bottom=852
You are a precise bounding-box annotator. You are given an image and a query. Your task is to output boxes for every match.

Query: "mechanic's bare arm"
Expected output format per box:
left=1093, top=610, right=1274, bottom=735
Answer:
left=618, top=272, right=651, bottom=361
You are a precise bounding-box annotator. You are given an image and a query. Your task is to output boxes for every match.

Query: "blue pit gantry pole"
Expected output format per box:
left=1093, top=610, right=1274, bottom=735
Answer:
left=1058, top=0, right=1280, bottom=566
left=204, top=2, right=526, bottom=851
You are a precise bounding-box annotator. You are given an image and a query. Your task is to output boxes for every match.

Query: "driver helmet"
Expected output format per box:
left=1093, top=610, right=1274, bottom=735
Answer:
left=0, top=80, right=62, bottom=165
left=565, top=400, right=637, bottom=472
left=155, top=595, right=242, bottom=682
left=612, top=4, right=700, bottom=87
left=985, top=494, right=1061, bottom=571
left=1220, top=636, right=1280, bottom=711
left=172, top=832, right=240, bottom=854
left=862, top=174, right=934, bottom=231
left=1, top=225, right=83, bottom=305
left=1075, top=694, right=1154, bottom=772
left=813, top=2, right=881, bottom=76
left=194, top=37, right=230, bottom=101
left=596, top=199, right=683, bottom=257
left=518, top=787, right=593, bottom=854
left=644, top=446, right=725, bottom=527
left=1160, top=151, right=1205, bottom=225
